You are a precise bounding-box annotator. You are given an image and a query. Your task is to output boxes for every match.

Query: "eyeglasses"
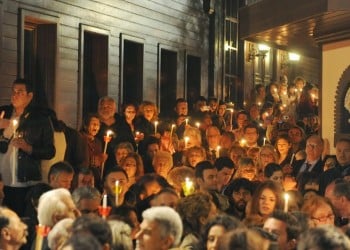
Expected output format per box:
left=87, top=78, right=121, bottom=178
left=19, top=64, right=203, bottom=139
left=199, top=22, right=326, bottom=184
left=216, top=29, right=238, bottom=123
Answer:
left=311, top=214, right=334, bottom=223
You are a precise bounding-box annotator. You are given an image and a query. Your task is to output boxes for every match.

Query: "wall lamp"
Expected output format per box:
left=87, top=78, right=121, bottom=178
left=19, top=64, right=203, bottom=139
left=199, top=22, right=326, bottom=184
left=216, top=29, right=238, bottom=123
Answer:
left=248, top=43, right=270, bottom=62
left=281, top=52, right=300, bottom=69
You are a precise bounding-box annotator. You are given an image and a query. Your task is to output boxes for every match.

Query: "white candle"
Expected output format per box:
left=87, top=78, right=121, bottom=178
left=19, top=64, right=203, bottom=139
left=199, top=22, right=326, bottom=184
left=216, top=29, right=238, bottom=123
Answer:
left=103, top=130, right=113, bottom=154
left=230, top=109, right=234, bottom=125
left=12, top=119, right=18, bottom=138
left=102, top=194, right=107, bottom=208
left=154, top=121, right=158, bottom=134
left=216, top=146, right=221, bottom=158
left=115, top=180, right=120, bottom=206
left=184, top=136, right=189, bottom=149
left=284, top=193, right=289, bottom=212
left=290, top=153, right=295, bottom=165
left=185, top=118, right=189, bottom=126
left=195, top=122, right=200, bottom=129
left=263, top=137, right=266, bottom=145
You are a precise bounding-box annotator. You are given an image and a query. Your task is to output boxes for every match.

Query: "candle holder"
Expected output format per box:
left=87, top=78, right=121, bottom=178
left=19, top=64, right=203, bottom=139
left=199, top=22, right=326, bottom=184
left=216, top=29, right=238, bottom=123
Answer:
left=36, top=224, right=51, bottom=237
left=35, top=225, right=51, bottom=250
left=98, top=205, right=112, bottom=219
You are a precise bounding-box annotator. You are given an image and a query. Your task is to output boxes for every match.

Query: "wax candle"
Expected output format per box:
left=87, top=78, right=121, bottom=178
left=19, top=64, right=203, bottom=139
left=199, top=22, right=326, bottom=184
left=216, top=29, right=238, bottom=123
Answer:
left=195, top=122, right=200, bottom=129
left=102, top=194, right=107, bottom=208
left=230, top=109, right=234, bottom=125
left=216, top=146, right=221, bottom=158
left=182, top=177, right=194, bottom=196
left=103, top=130, right=113, bottom=154
left=170, top=124, right=175, bottom=136
left=154, top=121, right=158, bottom=134
left=12, top=119, right=18, bottom=138
left=284, top=193, right=289, bottom=212
left=115, top=180, right=120, bottom=206
left=184, top=136, right=189, bottom=149
left=263, top=137, right=266, bottom=145
left=290, top=153, right=295, bottom=165
left=185, top=118, right=189, bottom=126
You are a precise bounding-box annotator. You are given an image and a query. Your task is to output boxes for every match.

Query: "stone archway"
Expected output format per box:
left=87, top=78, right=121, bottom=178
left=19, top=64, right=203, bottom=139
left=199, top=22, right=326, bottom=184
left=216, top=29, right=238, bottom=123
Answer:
left=334, top=65, right=350, bottom=143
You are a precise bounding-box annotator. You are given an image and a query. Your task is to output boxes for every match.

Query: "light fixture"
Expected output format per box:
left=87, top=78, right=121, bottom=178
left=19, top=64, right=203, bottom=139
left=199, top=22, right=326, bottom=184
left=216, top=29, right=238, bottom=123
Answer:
left=248, top=43, right=270, bottom=62
left=288, top=52, right=300, bottom=61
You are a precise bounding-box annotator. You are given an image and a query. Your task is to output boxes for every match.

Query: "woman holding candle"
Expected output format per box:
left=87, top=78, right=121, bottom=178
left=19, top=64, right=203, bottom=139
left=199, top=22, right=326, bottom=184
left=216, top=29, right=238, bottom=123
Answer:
left=135, top=100, right=159, bottom=138
left=122, top=102, right=144, bottom=143
left=80, top=113, right=108, bottom=190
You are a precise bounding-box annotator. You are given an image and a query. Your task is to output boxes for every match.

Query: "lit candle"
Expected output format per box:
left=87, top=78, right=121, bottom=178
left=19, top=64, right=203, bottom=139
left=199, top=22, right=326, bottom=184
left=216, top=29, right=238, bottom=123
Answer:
left=263, top=137, right=266, bottom=145
left=184, top=136, right=189, bottom=149
left=230, top=109, right=234, bottom=125
left=115, top=180, right=120, bottom=206
left=195, top=122, right=200, bottom=129
left=102, top=194, right=107, bottom=208
left=290, top=153, right=295, bottom=165
left=154, top=121, right=158, bottom=134
left=257, top=102, right=262, bottom=107
left=216, top=146, right=221, bottom=158
left=311, top=93, right=315, bottom=102
left=170, top=124, right=175, bottom=136
left=240, top=139, right=247, bottom=147
left=12, top=119, right=18, bottom=138
left=182, top=177, right=194, bottom=196
left=284, top=193, right=289, bottom=212
left=185, top=118, right=189, bottom=126
left=103, top=130, right=113, bottom=154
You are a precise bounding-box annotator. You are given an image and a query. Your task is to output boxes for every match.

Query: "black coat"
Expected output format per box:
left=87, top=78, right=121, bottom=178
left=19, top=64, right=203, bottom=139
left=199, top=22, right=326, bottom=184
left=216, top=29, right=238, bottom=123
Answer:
left=292, top=158, right=324, bottom=178
left=0, top=105, right=55, bottom=182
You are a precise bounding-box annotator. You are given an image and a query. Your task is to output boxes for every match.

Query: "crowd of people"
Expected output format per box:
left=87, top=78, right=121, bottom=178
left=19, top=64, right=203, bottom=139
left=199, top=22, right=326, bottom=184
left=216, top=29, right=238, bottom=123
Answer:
left=0, top=76, right=349, bottom=250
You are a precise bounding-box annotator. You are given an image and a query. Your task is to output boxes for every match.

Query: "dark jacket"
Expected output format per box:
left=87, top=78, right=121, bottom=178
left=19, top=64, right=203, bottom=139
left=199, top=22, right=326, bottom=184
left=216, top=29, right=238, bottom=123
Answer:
left=0, top=105, right=55, bottom=182
left=292, top=158, right=324, bottom=178
left=318, top=163, right=350, bottom=195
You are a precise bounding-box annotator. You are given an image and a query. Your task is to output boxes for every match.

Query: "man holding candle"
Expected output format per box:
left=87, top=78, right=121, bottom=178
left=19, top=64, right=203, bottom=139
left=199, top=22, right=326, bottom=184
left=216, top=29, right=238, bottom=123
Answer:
left=0, top=79, right=55, bottom=217
left=96, top=96, right=135, bottom=171
left=205, top=126, right=222, bottom=162
left=103, top=167, right=128, bottom=207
